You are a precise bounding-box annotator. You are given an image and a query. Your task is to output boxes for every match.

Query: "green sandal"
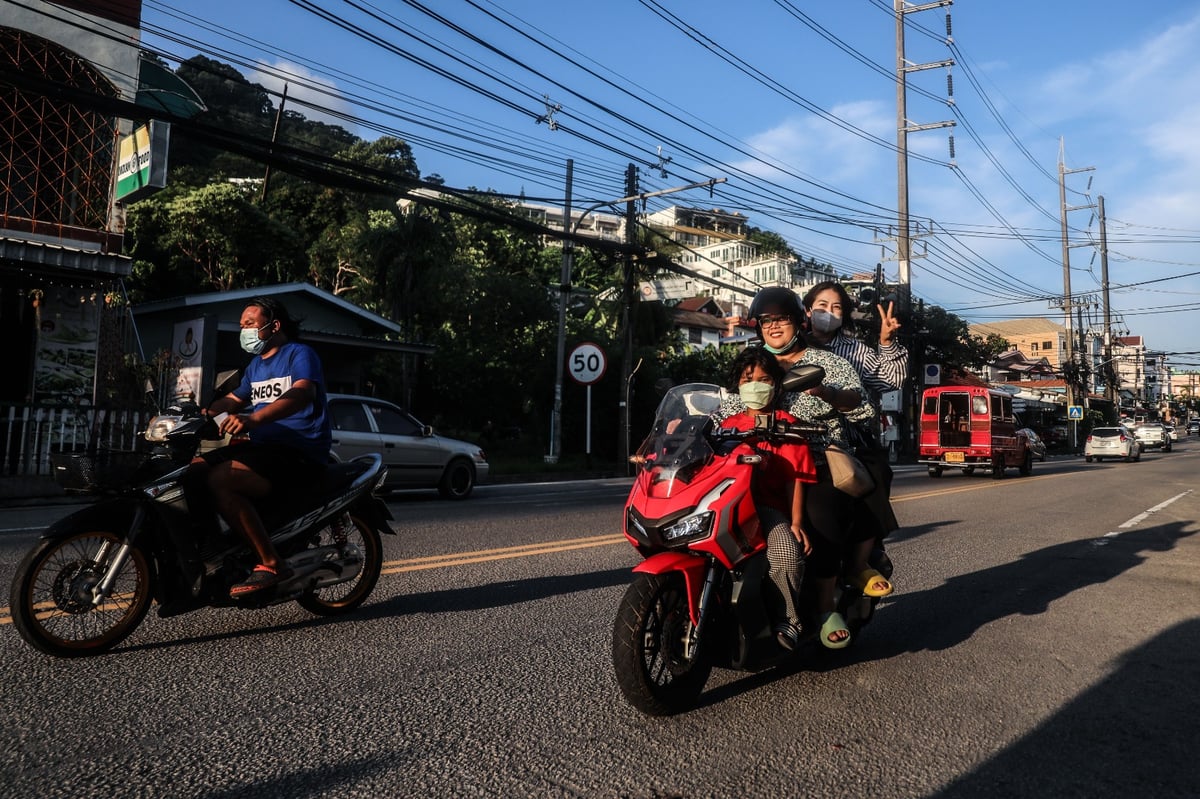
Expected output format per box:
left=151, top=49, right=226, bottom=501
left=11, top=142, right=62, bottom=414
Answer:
left=819, top=612, right=851, bottom=650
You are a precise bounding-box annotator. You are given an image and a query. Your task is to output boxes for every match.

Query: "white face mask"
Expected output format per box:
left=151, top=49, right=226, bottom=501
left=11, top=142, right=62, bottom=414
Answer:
left=239, top=323, right=271, bottom=355
left=810, top=309, right=842, bottom=334
left=738, top=381, right=775, bottom=410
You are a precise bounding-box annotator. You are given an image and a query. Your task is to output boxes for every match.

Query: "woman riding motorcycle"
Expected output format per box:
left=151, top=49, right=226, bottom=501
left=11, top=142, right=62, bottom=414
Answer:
left=717, top=287, right=892, bottom=648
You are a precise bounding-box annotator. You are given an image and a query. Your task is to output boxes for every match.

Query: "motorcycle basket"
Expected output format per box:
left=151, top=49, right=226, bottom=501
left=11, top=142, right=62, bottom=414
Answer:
left=48, top=449, right=146, bottom=494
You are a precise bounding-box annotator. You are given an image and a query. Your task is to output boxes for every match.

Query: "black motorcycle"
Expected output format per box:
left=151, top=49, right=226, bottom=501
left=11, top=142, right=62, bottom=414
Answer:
left=9, top=383, right=395, bottom=658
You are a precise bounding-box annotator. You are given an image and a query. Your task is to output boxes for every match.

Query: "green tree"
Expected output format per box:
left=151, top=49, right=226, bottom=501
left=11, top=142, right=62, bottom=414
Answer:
left=916, top=305, right=1009, bottom=374
left=746, top=227, right=795, bottom=258
left=127, top=183, right=302, bottom=296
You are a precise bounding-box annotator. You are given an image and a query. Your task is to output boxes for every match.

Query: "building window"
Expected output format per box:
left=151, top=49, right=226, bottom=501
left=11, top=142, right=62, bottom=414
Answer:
left=1048, top=341, right=1056, bottom=350
left=688, top=327, right=702, bottom=344
left=1030, top=342, right=1039, bottom=352
left=0, top=28, right=118, bottom=238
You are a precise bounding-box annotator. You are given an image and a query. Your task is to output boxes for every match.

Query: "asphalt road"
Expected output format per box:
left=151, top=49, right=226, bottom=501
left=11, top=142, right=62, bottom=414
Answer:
left=1, top=443, right=1198, bottom=798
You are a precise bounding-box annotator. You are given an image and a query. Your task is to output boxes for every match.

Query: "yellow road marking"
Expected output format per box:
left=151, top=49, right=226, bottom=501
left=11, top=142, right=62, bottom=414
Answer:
left=896, top=472, right=1063, bottom=502
left=380, top=533, right=627, bottom=574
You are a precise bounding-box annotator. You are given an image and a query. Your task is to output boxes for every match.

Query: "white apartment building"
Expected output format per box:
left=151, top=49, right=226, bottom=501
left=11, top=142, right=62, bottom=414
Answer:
left=640, top=205, right=837, bottom=315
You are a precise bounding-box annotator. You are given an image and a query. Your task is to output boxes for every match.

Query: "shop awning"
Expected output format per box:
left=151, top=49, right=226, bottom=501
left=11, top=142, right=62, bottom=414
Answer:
left=0, top=237, right=131, bottom=278
left=135, top=56, right=206, bottom=118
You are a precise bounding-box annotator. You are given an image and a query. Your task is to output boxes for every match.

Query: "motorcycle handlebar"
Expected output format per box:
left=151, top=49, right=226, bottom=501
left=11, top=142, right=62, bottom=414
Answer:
left=711, top=419, right=828, bottom=444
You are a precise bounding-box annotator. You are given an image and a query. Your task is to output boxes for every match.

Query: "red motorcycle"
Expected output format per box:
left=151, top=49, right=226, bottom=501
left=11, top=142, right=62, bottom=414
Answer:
left=612, top=367, right=891, bottom=715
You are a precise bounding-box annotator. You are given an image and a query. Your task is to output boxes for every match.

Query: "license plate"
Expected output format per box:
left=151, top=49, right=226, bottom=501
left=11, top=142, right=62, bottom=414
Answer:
left=945, top=451, right=965, bottom=463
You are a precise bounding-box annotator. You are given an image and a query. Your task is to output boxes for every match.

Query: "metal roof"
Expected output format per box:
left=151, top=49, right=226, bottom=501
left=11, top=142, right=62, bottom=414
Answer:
left=0, top=235, right=131, bottom=277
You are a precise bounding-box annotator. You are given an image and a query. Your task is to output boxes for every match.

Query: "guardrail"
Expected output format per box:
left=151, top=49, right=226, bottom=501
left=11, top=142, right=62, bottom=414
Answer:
left=0, top=404, right=148, bottom=478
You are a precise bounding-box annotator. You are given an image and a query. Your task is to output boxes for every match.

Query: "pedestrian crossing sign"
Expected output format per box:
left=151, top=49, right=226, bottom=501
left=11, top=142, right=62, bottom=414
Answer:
left=1068, top=405, right=1083, bottom=420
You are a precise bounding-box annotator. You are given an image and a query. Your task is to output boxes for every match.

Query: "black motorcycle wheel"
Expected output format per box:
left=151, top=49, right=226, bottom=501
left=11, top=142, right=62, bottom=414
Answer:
left=612, top=572, right=712, bottom=716
left=296, top=513, right=383, bottom=615
left=10, top=530, right=152, bottom=658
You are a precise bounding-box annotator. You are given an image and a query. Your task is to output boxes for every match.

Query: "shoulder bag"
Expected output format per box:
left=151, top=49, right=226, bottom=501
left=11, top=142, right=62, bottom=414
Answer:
left=824, top=443, right=875, bottom=498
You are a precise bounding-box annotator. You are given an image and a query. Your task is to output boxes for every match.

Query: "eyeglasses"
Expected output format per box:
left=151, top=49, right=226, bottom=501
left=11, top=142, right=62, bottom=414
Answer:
left=757, top=314, right=793, bottom=328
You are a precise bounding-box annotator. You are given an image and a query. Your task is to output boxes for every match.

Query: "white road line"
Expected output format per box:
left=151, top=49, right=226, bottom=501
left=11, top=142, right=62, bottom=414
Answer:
left=1119, top=490, right=1192, bottom=528
left=1092, top=490, right=1192, bottom=547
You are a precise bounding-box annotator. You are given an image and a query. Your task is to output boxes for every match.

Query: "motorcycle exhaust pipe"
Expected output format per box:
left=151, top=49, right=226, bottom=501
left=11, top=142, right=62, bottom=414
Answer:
left=279, top=544, right=364, bottom=591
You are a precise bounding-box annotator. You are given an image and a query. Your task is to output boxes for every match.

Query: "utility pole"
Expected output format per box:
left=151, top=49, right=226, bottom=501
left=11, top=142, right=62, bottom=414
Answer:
left=894, top=0, right=955, bottom=314
left=1098, top=195, right=1114, bottom=404
left=1057, top=139, right=1095, bottom=448
left=894, top=0, right=954, bottom=456
left=619, top=163, right=639, bottom=470
left=261, top=83, right=288, bottom=203
left=547, top=159, right=573, bottom=464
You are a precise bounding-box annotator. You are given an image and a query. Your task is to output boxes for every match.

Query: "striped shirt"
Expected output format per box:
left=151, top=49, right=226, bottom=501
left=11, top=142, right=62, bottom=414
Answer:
left=822, top=331, right=908, bottom=405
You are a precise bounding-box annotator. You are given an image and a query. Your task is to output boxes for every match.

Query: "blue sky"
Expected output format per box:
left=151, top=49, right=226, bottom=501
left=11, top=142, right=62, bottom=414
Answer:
left=137, top=0, right=1200, bottom=367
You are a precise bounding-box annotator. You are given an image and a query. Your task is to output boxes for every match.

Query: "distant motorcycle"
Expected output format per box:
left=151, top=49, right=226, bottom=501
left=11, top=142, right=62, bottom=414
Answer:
left=612, top=366, right=891, bottom=715
left=10, top=375, right=394, bottom=658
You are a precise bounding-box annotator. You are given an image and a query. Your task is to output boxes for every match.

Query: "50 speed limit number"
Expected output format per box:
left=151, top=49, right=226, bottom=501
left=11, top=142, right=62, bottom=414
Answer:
left=568, top=342, right=607, bottom=385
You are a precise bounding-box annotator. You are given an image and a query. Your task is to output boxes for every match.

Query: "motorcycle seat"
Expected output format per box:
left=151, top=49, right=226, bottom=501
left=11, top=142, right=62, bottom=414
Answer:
left=315, top=461, right=371, bottom=495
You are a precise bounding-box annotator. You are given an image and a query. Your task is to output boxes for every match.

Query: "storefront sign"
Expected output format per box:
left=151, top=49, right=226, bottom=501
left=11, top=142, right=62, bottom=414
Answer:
left=116, top=121, right=170, bottom=202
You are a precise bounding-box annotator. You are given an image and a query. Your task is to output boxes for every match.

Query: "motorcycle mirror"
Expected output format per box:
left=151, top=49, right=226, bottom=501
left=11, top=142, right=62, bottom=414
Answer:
left=781, top=363, right=826, bottom=394
left=213, top=369, right=240, bottom=396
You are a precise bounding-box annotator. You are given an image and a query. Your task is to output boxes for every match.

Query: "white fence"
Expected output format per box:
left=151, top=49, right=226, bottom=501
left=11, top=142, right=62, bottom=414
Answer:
left=0, top=405, right=148, bottom=478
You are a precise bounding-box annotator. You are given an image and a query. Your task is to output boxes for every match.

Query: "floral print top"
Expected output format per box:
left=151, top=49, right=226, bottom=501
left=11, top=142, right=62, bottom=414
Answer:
left=715, top=346, right=875, bottom=447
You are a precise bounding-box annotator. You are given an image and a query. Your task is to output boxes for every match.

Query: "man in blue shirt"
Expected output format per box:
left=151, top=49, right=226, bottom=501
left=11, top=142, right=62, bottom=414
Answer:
left=197, top=297, right=332, bottom=597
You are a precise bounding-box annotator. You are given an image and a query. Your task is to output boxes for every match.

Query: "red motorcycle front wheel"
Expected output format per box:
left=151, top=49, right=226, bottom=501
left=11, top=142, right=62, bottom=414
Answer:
left=612, top=571, right=712, bottom=716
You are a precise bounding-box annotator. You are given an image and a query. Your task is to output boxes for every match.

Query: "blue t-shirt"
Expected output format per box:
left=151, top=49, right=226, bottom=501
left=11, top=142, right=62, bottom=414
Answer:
left=234, top=341, right=332, bottom=463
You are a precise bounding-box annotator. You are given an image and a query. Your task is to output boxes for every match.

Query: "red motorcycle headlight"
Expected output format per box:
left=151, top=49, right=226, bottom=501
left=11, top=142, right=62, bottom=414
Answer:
left=662, top=511, right=714, bottom=542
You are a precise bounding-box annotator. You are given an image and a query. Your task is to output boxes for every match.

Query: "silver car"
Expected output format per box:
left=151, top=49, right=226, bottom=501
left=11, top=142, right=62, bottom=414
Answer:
left=1133, top=422, right=1172, bottom=452
left=327, top=394, right=489, bottom=499
left=1084, top=427, right=1140, bottom=463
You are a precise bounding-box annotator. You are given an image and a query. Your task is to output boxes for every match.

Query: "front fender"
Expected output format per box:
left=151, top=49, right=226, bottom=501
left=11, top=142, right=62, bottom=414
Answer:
left=42, top=499, right=142, bottom=541
left=633, top=551, right=709, bottom=625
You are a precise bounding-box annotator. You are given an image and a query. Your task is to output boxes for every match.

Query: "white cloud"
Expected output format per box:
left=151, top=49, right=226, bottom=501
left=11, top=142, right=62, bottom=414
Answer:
left=248, top=60, right=357, bottom=134
left=732, top=100, right=892, bottom=185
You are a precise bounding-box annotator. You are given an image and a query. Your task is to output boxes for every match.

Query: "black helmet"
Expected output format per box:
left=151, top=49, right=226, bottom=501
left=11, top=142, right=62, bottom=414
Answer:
left=748, top=287, right=804, bottom=324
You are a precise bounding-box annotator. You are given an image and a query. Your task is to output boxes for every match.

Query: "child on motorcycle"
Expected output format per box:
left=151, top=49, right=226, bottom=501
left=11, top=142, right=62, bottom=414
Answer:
left=717, top=348, right=817, bottom=650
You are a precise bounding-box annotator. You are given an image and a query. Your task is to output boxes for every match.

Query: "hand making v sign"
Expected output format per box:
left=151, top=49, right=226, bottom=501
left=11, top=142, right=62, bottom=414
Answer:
left=877, top=300, right=902, bottom=347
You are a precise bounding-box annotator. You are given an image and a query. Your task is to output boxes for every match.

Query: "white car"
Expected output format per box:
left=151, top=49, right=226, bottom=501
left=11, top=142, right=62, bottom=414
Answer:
left=327, top=394, right=489, bottom=499
left=1084, top=427, right=1140, bottom=463
left=1164, top=423, right=1178, bottom=441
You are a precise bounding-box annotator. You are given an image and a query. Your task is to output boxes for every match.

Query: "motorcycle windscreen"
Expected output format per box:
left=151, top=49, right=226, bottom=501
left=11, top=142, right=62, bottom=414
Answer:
left=634, top=415, right=716, bottom=496
left=632, top=383, right=727, bottom=496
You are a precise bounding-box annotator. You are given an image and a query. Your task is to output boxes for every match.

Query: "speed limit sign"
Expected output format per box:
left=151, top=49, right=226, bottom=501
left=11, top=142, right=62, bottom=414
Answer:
left=568, top=342, right=607, bottom=385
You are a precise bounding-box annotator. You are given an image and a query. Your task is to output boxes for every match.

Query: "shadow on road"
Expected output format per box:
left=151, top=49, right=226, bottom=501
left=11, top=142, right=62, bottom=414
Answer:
left=930, top=617, right=1200, bottom=798
left=679, top=519, right=1196, bottom=712
left=878, top=519, right=1195, bottom=654
left=359, top=566, right=632, bottom=618
left=117, top=566, right=632, bottom=654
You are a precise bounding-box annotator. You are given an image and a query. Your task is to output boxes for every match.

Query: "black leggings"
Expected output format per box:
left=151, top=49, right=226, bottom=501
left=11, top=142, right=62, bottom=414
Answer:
left=802, top=460, right=880, bottom=578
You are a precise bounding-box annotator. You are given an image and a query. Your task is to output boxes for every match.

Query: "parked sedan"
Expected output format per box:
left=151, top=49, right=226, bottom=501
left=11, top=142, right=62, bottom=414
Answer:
left=1084, top=427, right=1140, bottom=463
left=1017, top=428, right=1047, bottom=461
left=327, top=394, right=489, bottom=499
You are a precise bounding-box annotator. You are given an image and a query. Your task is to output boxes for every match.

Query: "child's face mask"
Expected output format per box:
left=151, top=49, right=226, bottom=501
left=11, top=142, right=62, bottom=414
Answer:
left=738, top=381, right=774, bottom=410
